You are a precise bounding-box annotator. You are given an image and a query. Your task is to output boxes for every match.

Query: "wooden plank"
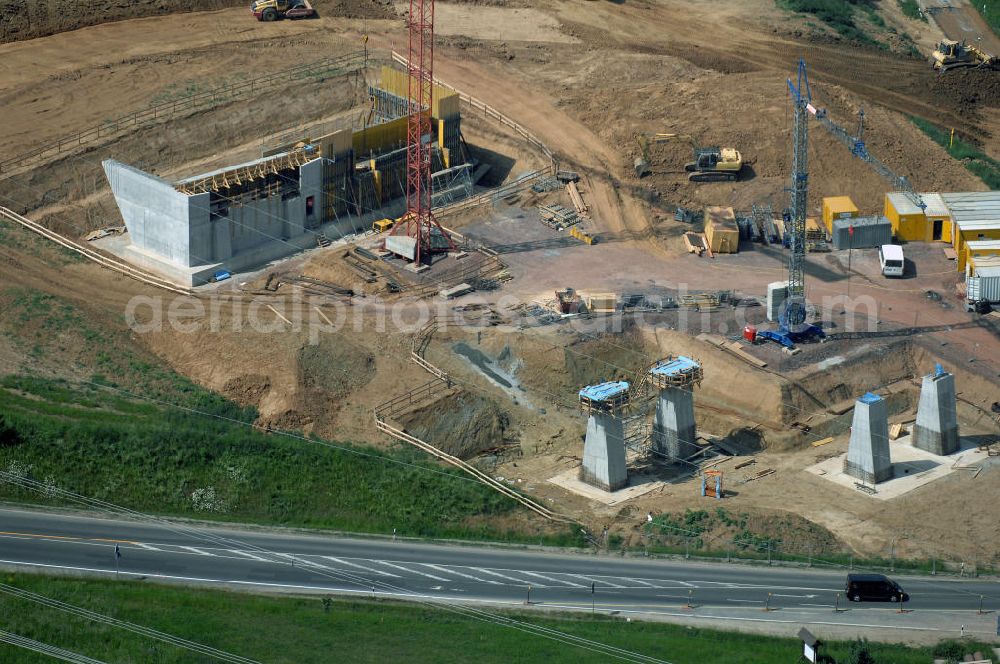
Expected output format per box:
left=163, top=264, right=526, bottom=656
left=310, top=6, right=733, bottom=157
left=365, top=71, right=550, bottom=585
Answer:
left=734, top=458, right=756, bottom=469
left=811, top=436, right=835, bottom=447
left=889, top=422, right=904, bottom=440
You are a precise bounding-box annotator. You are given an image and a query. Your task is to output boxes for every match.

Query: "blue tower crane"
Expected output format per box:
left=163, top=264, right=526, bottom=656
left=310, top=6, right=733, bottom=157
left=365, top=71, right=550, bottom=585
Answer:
left=758, top=60, right=825, bottom=349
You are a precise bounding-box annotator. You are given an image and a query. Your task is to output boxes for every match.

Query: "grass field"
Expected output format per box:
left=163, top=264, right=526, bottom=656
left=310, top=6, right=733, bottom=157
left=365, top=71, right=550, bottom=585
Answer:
left=910, top=117, right=1000, bottom=189
left=976, top=0, right=1000, bottom=37
left=778, top=0, right=885, bottom=45
left=0, top=374, right=584, bottom=544
left=0, top=283, right=582, bottom=546
left=0, top=574, right=986, bottom=664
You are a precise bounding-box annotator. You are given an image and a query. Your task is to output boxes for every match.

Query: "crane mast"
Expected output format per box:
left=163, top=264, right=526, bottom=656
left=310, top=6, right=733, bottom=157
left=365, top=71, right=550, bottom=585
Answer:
left=398, top=0, right=454, bottom=264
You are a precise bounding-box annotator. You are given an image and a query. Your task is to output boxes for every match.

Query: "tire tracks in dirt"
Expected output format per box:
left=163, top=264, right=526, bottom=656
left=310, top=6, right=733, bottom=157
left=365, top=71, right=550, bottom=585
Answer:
left=433, top=56, right=656, bottom=246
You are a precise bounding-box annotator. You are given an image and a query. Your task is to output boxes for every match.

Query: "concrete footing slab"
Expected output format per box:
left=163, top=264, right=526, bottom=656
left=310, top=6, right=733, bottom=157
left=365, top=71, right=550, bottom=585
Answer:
left=548, top=467, right=666, bottom=506
left=807, top=434, right=989, bottom=500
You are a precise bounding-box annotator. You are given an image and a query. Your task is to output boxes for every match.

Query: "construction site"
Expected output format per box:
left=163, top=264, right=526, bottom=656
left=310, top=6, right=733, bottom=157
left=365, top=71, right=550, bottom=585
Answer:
left=2, top=0, right=1000, bottom=573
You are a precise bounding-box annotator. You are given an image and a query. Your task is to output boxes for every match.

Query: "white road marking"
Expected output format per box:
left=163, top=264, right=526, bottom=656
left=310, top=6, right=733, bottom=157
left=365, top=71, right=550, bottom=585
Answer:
left=134, top=543, right=161, bottom=551
left=563, top=573, right=626, bottom=589
left=227, top=549, right=268, bottom=562
left=179, top=546, right=213, bottom=556
left=727, top=599, right=762, bottom=604
left=422, top=564, right=500, bottom=585
left=0, top=559, right=982, bottom=636
left=322, top=557, right=400, bottom=578
left=772, top=593, right=818, bottom=599
left=376, top=560, right=451, bottom=581
left=520, top=571, right=586, bottom=587
left=273, top=553, right=327, bottom=569
left=801, top=603, right=833, bottom=608
left=471, top=568, right=542, bottom=586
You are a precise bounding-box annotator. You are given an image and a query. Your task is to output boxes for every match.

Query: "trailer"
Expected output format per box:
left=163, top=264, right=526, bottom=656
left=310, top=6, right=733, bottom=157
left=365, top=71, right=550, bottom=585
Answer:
left=966, top=259, right=1000, bottom=312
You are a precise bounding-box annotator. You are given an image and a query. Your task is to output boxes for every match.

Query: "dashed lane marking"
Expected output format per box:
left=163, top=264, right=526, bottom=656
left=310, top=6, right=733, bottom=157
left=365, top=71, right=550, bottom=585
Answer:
left=322, top=557, right=400, bottom=578
left=422, top=564, right=501, bottom=585
left=376, top=560, right=451, bottom=581
left=471, top=568, right=542, bottom=586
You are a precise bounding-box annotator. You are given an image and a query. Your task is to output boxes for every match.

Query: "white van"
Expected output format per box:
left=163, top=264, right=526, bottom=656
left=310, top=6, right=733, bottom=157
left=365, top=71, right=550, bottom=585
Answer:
left=879, top=244, right=904, bottom=277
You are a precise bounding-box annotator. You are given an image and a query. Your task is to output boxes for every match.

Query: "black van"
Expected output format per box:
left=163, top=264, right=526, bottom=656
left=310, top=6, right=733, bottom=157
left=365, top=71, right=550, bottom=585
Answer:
left=845, top=573, right=908, bottom=602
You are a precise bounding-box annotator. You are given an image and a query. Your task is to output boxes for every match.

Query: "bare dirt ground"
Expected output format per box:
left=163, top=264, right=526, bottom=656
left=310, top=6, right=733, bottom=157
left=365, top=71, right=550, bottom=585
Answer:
left=1, top=0, right=998, bottom=559
left=927, top=0, right=1000, bottom=57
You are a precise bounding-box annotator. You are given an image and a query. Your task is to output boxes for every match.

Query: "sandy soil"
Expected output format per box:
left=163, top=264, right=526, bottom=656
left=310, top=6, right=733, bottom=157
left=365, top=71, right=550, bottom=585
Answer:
left=1, top=0, right=998, bottom=560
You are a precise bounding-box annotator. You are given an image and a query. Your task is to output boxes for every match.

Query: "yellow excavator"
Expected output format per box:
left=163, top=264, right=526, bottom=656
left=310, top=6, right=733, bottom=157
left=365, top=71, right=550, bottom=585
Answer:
left=635, top=133, right=744, bottom=182
left=930, top=39, right=997, bottom=72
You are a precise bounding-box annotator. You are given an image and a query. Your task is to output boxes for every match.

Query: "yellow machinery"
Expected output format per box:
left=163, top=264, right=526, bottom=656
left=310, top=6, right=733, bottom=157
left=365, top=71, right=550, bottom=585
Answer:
left=372, top=218, right=395, bottom=233
left=635, top=133, right=744, bottom=182
left=930, top=39, right=997, bottom=72
left=250, top=0, right=315, bottom=21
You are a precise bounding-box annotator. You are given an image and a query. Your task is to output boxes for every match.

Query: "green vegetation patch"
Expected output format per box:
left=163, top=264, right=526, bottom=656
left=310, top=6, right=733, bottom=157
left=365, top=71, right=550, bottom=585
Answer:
left=911, top=117, right=1000, bottom=189
left=0, top=375, right=550, bottom=541
left=0, top=217, right=83, bottom=265
left=976, top=0, right=1000, bottom=37
left=897, top=0, right=925, bottom=22
left=778, top=0, right=882, bottom=44
left=0, top=574, right=987, bottom=664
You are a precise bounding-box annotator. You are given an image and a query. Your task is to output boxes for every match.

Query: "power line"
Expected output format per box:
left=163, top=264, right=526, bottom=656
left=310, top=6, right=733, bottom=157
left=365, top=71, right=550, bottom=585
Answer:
left=0, top=472, right=672, bottom=664
left=0, top=629, right=110, bottom=664
left=0, top=585, right=259, bottom=663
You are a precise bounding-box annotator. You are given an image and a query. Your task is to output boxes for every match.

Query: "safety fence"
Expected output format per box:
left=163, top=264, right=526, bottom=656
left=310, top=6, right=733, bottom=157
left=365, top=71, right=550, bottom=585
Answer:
left=390, top=50, right=558, bottom=218
left=640, top=521, right=996, bottom=578
left=373, top=317, right=575, bottom=524
left=0, top=206, right=192, bottom=296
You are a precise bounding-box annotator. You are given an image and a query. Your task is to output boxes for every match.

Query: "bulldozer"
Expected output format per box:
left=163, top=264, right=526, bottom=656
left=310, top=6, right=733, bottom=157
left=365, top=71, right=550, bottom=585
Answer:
left=930, top=39, right=997, bottom=72
left=634, top=133, right=744, bottom=182
left=250, top=0, right=315, bottom=21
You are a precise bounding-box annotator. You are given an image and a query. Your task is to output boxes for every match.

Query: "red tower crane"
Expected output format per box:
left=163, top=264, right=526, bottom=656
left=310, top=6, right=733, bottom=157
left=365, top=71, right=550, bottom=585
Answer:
left=395, top=0, right=455, bottom=264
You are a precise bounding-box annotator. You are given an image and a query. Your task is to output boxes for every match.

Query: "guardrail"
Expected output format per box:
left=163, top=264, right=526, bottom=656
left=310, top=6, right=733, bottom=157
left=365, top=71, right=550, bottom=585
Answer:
left=0, top=50, right=369, bottom=177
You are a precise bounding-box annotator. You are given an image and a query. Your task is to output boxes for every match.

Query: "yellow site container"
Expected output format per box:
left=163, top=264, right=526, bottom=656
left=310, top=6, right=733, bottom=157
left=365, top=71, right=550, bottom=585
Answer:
left=960, top=239, right=1000, bottom=274
left=704, top=206, right=739, bottom=254
left=921, top=193, right=952, bottom=243
left=884, top=192, right=927, bottom=242
left=822, top=196, right=859, bottom=233
left=588, top=293, right=617, bottom=313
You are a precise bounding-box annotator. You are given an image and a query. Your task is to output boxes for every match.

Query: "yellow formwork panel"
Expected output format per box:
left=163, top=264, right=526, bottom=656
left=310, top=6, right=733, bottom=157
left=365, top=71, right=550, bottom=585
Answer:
left=352, top=115, right=412, bottom=156
left=317, top=129, right=352, bottom=158
left=379, top=65, right=459, bottom=119
left=371, top=162, right=382, bottom=206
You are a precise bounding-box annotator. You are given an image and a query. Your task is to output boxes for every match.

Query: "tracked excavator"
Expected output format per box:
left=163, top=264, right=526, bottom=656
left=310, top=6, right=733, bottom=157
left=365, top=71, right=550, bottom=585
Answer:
left=930, top=39, right=997, bottom=72
left=634, top=133, right=744, bottom=182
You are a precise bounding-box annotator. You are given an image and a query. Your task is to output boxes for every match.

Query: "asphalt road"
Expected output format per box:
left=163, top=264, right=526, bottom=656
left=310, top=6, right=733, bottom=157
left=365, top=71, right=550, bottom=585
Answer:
left=1, top=508, right=997, bottom=640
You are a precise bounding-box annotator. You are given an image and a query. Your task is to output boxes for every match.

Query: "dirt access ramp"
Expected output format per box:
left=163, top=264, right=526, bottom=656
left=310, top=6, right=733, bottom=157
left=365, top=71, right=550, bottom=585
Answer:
left=926, top=0, right=1000, bottom=57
